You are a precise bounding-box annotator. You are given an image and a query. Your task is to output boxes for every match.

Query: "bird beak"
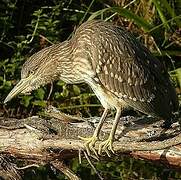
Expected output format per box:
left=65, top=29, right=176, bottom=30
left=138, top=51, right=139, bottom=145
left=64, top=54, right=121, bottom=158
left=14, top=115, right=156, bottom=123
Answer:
left=4, top=76, right=33, bottom=104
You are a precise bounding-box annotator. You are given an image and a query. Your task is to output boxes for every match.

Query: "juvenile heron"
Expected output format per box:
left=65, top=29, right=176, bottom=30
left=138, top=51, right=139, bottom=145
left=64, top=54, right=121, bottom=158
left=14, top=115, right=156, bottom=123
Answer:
left=4, top=20, right=179, bottom=155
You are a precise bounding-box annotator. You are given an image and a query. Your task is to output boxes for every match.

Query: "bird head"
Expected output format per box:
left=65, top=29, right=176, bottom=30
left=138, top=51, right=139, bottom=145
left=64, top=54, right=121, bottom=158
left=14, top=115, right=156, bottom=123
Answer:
left=4, top=43, right=67, bottom=103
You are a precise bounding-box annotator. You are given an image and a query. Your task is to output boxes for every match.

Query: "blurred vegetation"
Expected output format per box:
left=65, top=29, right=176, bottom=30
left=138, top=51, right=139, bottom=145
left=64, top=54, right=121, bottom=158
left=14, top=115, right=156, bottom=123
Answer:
left=0, top=0, right=180, bottom=179
left=22, top=156, right=181, bottom=180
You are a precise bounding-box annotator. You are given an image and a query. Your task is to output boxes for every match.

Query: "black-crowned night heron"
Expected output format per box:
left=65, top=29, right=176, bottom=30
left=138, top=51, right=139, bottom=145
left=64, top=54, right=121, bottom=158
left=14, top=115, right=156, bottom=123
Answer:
left=4, top=20, right=179, bottom=156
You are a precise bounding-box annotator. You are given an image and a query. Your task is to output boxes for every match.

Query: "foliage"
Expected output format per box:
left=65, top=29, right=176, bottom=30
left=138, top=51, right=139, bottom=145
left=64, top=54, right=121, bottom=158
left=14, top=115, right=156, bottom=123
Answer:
left=0, top=0, right=180, bottom=179
left=0, top=0, right=103, bottom=117
left=0, top=0, right=180, bottom=116
left=17, top=156, right=181, bottom=179
left=71, top=157, right=181, bottom=180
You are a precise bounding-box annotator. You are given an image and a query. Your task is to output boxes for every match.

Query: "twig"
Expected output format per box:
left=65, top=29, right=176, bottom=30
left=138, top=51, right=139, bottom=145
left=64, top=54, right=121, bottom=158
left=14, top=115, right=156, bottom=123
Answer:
left=0, top=156, right=22, bottom=180
left=51, top=160, right=80, bottom=180
left=47, top=82, right=53, bottom=100
left=84, top=151, right=103, bottom=180
left=39, top=34, right=54, bottom=45
left=16, top=164, right=39, bottom=170
left=45, top=105, right=85, bottom=122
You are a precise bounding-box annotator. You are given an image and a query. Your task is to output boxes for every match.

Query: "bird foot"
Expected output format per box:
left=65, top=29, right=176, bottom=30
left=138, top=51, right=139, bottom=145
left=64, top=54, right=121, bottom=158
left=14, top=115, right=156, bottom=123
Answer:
left=78, top=135, right=99, bottom=158
left=98, top=137, right=114, bottom=157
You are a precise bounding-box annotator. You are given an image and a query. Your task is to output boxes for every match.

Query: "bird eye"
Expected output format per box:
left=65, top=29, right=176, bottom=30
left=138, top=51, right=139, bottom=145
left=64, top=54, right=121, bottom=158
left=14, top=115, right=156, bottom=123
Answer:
left=29, top=70, right=34, bottom=75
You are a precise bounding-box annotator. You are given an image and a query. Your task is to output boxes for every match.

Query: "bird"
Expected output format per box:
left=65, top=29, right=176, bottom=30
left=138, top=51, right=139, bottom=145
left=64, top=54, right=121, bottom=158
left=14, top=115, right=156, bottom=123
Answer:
left=4, top=20, right=179, bottom=156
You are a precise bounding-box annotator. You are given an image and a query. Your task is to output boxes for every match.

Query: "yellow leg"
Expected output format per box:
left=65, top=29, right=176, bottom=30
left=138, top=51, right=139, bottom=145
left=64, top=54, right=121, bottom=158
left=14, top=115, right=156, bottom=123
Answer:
left=79, top=108, right=109, bottom=156
left=98, top=108, right=122, bottom=157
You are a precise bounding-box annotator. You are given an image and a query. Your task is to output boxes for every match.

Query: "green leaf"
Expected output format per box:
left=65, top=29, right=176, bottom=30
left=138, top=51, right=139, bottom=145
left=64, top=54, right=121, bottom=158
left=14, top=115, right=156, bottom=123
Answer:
left=73, top=85, right=81, bottom=95
left=57, top=80, right=65, bottom=87
left=157, top=0, right=181, bottom=26
left=32, top=100, right=47, bottom=107
left=4, top=80, right=12, bottom=88
left=88, top=7, right=153, bottom=32
left=147, top=15, right=181, bottom=33
left=151, top=0, right=170, bottom=29
left=175, top=68, right=181, bottom=87
left=20, top=96, right=33, bottom=107
left=34, top=88, right=45, bottom=100
left=61, top=85, right=69, bottom=97
left=54, top=92, right=62, bottom=99
left=87, top=8, right=107, bottom=21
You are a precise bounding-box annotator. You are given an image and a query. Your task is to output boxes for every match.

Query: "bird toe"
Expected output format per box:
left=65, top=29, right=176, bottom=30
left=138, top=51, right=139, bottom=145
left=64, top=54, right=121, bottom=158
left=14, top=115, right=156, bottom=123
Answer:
left=98, top=137, right=114, bottom=157
left=78, top=135, right=99, bottom=158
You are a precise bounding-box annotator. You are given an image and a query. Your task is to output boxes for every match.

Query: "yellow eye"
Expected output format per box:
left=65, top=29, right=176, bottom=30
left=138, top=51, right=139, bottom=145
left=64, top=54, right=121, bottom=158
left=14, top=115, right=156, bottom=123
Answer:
left=29, top=70, right=34, bottom=75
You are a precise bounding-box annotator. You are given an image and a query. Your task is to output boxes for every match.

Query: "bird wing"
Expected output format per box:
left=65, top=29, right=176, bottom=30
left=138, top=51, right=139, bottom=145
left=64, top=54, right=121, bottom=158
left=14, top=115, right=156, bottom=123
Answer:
left=90, top=26, right=178, bottom=119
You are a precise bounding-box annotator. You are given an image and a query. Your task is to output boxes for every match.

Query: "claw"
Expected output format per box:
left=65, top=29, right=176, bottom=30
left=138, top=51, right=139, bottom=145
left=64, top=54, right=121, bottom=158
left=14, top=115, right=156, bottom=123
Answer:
left=98, top=136, right=115, bottom=157
left=78, top=135, right=99, bottom=158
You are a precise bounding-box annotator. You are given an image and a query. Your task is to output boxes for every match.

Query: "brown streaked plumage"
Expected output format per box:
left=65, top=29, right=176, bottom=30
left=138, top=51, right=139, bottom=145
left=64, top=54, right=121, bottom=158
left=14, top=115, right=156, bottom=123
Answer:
left=4, top=20, right=179, bottom=156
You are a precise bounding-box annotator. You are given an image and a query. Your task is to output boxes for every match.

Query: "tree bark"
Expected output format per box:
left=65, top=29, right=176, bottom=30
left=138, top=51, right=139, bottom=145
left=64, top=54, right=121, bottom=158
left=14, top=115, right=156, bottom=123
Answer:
left=0, top=108, right=181, bottom=179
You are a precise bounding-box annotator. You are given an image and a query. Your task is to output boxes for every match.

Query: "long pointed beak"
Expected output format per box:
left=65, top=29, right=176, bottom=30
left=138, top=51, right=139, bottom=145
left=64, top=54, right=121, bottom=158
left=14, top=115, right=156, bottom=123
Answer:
left=4, top=78, right=31, bottom=103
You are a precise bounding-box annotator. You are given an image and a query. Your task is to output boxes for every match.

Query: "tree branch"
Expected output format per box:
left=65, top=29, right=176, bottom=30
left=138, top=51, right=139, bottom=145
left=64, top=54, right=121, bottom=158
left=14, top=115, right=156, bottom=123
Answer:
left=0, top=110, right=181, bottom=178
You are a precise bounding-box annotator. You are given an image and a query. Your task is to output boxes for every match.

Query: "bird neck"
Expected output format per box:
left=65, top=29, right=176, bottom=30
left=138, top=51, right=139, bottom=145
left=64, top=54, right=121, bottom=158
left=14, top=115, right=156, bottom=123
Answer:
left=54, top=41, right=84, bottom=84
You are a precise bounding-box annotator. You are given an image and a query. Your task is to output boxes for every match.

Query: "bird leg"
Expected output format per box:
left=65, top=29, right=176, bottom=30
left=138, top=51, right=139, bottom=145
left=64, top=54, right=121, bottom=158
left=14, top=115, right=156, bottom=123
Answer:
left=78, top=108, right=109, bottom=157
left=98, top=108, right=122, bottom=157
